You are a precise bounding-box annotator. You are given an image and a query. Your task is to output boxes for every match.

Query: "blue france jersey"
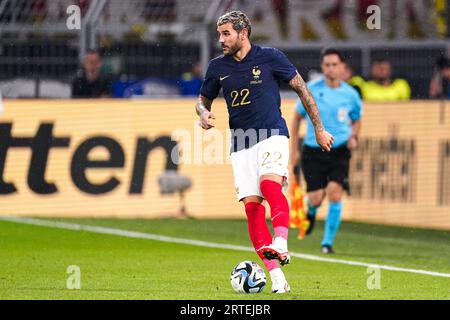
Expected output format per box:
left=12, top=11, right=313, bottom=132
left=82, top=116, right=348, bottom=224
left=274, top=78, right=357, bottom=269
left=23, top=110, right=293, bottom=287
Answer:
left=296, top=77, right=362, bottom=148
left=201, top=45, right=297, bottom=152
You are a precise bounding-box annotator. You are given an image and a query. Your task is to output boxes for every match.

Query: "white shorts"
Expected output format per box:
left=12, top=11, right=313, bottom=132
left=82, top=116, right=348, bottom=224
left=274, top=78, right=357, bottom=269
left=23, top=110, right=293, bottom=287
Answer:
left=231, top=135, right=289, bottom=201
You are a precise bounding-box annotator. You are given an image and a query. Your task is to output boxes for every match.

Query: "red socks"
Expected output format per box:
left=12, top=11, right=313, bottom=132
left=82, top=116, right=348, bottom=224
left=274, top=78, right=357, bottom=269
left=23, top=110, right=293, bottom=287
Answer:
left=244, top=202, right=272, bottom=257
left=244, top=202, right=280, bottom=271
left=245, top=180, right=289, bottom=271
left=260, top=180, right=289, bottom=239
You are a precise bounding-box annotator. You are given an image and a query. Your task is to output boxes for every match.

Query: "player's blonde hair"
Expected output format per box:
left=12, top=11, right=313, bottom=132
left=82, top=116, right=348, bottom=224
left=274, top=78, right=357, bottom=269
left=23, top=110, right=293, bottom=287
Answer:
left=217, top=11, right=251, bottom=38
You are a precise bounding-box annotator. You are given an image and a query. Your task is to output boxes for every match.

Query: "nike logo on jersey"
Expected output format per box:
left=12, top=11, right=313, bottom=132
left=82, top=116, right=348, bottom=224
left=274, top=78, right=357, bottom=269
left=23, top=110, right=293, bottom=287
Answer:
left=220, top=75, right=231, bottom=81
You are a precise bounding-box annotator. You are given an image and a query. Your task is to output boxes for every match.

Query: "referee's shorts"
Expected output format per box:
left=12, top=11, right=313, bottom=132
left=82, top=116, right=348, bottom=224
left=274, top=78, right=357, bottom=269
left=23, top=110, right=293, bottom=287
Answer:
left=300, top=144, right=351, bottom=193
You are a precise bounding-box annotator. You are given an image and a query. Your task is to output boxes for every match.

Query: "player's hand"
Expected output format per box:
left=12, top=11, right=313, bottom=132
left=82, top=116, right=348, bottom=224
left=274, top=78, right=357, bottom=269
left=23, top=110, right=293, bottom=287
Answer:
left=347, top=136, right=358, bottom=150
left=315, top=129, right=334, bottom=152
left=199, top=110, right=215, bottom=130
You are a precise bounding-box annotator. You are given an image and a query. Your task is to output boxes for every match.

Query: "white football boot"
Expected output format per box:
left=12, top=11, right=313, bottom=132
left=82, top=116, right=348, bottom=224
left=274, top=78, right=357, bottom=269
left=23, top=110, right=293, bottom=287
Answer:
left=270, top=268, right=291, bottom=293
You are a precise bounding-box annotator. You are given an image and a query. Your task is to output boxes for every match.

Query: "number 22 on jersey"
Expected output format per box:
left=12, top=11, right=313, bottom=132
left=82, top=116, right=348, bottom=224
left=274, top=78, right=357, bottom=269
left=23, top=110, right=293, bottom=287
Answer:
left=230, top=88, right=251, bottom=107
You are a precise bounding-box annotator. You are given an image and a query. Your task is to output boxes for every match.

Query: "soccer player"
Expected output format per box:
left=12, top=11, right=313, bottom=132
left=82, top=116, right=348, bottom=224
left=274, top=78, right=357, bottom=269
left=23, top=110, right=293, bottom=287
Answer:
left=196, top=11, right=334, bottom=293
left=290, top=48, right=362, bottom=254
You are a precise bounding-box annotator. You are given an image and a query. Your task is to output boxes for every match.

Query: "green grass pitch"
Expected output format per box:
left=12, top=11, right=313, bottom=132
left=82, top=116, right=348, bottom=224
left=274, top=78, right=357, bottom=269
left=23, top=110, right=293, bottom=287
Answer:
left=0, top=217, right=449, bottom=300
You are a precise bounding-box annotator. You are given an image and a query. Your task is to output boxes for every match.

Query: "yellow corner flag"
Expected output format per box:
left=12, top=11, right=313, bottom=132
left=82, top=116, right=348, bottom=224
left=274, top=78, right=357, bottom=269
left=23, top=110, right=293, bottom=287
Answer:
left=289, top=177, right=309, bottom=240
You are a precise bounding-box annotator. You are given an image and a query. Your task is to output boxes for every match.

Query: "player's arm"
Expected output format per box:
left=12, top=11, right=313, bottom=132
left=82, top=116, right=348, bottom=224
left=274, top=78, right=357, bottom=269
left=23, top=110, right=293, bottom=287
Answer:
left=196, top=95, right=216, bottom=130
left=289, top=72, right=334, bottom=152
left=348, top=90, right=363, bottom=150
left=197, top=59, right=221, bottom=130
left=347, top=120, right=361, bottom=150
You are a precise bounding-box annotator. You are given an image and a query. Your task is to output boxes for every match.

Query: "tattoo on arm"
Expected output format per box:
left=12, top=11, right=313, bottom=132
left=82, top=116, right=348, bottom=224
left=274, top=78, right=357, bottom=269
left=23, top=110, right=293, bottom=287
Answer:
left=196, top=95, right=213, bottom=116
left=289, top=73, right=324, bottom=132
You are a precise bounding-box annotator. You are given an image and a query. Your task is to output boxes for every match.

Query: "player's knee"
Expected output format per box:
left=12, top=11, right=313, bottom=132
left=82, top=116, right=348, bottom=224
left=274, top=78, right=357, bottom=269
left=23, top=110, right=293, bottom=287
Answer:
left=242, top=196, right=264, bottom=205
left=328, top=189, right=343, bottom=202
left=308, top=190, right=325, bottom=207
left=260, top=174, right=284, bottom=186
left=327, top=183, right=344, bottom=202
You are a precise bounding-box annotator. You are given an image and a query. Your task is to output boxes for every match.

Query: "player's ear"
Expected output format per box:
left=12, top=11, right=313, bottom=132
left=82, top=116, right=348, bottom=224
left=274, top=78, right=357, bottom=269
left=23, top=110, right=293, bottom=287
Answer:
left=241, top=28, right=249, bottom=40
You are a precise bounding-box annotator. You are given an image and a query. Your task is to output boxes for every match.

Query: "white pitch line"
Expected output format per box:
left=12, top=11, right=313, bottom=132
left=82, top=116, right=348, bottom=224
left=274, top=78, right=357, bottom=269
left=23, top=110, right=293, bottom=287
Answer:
left=1, top=216, right=450, bottom=279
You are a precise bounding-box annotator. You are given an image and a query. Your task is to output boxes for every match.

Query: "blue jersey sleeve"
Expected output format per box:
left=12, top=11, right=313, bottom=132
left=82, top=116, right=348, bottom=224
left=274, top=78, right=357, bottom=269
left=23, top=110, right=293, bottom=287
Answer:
left=271, top=48, right=298, bottom=83
left=349, top=89, right=362, bottom=122
left=200, top=61, right=221, bottom=100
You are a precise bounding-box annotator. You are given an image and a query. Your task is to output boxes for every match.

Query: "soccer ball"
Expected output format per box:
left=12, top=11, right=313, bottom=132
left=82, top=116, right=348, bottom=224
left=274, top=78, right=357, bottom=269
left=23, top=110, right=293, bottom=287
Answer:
left=230, top=261, right=266, bottom=293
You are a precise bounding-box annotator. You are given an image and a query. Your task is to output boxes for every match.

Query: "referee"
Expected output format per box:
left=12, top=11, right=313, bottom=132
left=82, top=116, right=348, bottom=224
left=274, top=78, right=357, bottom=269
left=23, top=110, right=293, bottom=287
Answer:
left=290, top=48, right=362, bottom=254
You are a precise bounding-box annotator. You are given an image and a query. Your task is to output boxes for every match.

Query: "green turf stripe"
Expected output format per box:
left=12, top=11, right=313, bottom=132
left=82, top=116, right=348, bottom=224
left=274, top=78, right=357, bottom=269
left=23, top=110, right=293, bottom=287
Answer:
left=2, top=216, right=450, bottom=279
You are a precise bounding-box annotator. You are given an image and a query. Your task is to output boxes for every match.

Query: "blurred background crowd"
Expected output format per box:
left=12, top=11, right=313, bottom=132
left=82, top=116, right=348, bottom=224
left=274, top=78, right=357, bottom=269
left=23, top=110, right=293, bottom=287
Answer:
left=0, top=0, right=450, bottom=100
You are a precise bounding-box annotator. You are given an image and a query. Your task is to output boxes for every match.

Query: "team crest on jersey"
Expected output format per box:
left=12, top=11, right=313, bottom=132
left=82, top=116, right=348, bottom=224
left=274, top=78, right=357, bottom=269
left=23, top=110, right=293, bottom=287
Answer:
left=250, top=66, right=262, bottom=85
